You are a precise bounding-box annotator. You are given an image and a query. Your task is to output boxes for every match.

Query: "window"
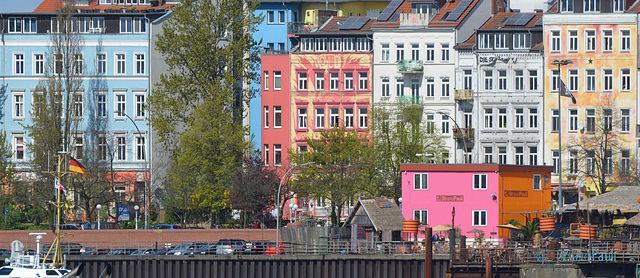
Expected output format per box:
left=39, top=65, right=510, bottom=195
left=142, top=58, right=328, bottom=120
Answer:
left=515, top=146, right=524, bottom=165
left=514, top=33, right=531, bottom=49
left=98, top=134, right=108, bottom=161
left=561, top=0, right=574, bottom=11
left=529, top=146, right=538, bottom=165
left=298, top=72, right=307, bottom=90
left=551, top=69, right=559, bottom=92
left=584, top=0, right=601, bottom=12
left=115, top=135, right=126, bottom=161
left=586, top=108, right=596, bottom=132
left=585, top=69, right=596, bottom=92
left=585, top=30, right=596, bottom=51
left=569, top=150, right=578, bottom=174
left=357, top=38, right=369, bottom=52
left=621, top=149, right=630, bottom=175
left=441, top=114, right=449, bottom=134
left=315, top=72, right=324, bottom=90
left=473, top=174, right=487, bottom=190
left=498, top=108, right=507, bottom=129
left=605, top=150, right=613, bottom=175
left=441, top=44, right=450, bottom=61
left=515, top=70, right=524, bottom=91
left=499, top=147, right=507, bottom=164
left=330, top=72, right=339, bottom=90
left=515, top=108, right=524, bottom=128
left=315, top=38, right=327, bottom=51
left=301, top=38, right=313, bottom=51
left=264, top=106, right=269, bottom=128
left=263, top=145, right=269, bottom=166
left=73, top=134, right=84, bottom=160
left=569, top=109, right=578, bottom=131
left=278, top=11, right=285, bottom=23
left=135, top=93, right=145, bottom=118
left=603, top=69, right=613, bottom=91
left=533, top=175, right=541, bottom=190
left=426, top=78, right=434, bottom=97
left=568, top=30, right=578, bottom=51
left=473, top=210, right=487, bottom=226
left=498, top=70, right=507, bottom=91
left=414, top=210, right=428, bottom=225
left=298, top=108, right=307, bottom=129
left=343, top=38, right=355, bottom=51
left=344, top=72, right=354, bottom=90
left=464, top=110, right=473, bottom=128
left=396, top=43, right=404, bottom=61
left=264, top=71, right=269, bottom=90
left=34, top=53, right=44, bottom=75
left=529, top=70, right=538, bottom=91
left=9, top=18, right=22, bottom=33
left=96, top=53, right=106, bottom=75
left=135, top=134, right=146, bottom=161
left=464, top=70, right=473, bottom=90
left=621, top=68, right=631, bottom=91
left=77, top=17, right=90, bottom=33
left=484, top=70, right=493, bottom=90
left=115, top=93, right=126, bottom=117
left=72, top=53, right=84, bottom=75
left=479, top=33, right=494, bottom=49
left=552, top=109, right=559, bottom=132
left=133, top=17, right=145, bottom=33
left=495, top=34, right=507, bottom=49
left=484, top=108, right=493, bottom=128
left=552, top=150, right=560, bottom=174
left=358, top=108, right=368, bottom=128
left=274, top=144, right=282, bottom=166
left=381, top=44, right=390, bottom=62
left=330, top=108, right=339, bottom=127
left=441, top=78, right=450, bottom=97
left=567, top=69, right=578, bottom=91
left=115, top=53, right=126, bottom=74
left=11, top=91, right=24, bottom=120
left=426, top=44, right=435, bottom=61
left=267, top=11, right=274, bottom=23
left=381, top=78, right=390, bottom=97
left=13, top=54, right=24, bottom=75
left=72, top=93, right=83, bottom=118
left=12, top=135, right=25, bottom=161
left=484, top=147, right=493, bottom=164
left=551, top=31, right=560, bottom=52
left=411, top=44, right=420, bottom=60
left=603, top=108, right=613, bottom=131
left=621, top=108, right=630, bottom=132
left=426, top=114, right=435, bottom=133
left=135, top=54, right=145, bottom=75
left=316, top=108, right=325, bottom=128
left=96, top=93, right=107, bottom=118
left=621, top=30, right=631, bottom=51
left=359, top=72, right=368, bottom=90
left=442, top=152, right=450, bottom=164
left=344, top=108, right=354, bottom=128
left=120, top=17, right=132, bottom=33
left=274, top=71, right=282, bottom=90
left=274, top=106, right=281, bottom=128
left=603, top=30, right=613, bottom=52
left=396, top=78, right=404, bottom=96
left=414, top=173, right=428, bottom=190
left=529, top=108, right=538, bottom=128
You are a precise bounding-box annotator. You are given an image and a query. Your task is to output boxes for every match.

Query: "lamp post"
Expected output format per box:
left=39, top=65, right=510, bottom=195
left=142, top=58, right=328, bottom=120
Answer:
left=134, top=205, right=139, bottom=230
left=437, top=112, right=468, bottom=163
left=277, top=162, right=314, bottom=244
left=96, top=204, right=102, bottom=230
left=551, top=59, right=573, bottom=208
left=116, top=110, right=149, bottom=229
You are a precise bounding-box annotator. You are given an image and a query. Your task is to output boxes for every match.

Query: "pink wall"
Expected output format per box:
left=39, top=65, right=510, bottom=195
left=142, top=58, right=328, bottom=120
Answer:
left=401, top=171, right=500, bottom=239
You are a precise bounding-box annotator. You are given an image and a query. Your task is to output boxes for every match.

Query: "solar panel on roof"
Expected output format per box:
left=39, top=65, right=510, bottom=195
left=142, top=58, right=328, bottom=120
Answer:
left=445, top=12, right=462, bottom=21
left=338, top=17, right=357, bottom=30
left=377, top=0, right=403, bottom=21
left=503, top=14, right=522, bottom=25
left=390, top=13, right=401, bottom=22
left=534, top=17, right=542, bottom=26
left=514, top=14, right=534, bottom=26
left=445, top=0, right=472, bottom=21
left=338, top=17, right=369, bottom=30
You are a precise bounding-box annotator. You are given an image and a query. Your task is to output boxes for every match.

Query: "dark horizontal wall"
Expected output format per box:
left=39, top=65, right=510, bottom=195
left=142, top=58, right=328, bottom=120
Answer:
left=67, top=255, right=449, bottom=278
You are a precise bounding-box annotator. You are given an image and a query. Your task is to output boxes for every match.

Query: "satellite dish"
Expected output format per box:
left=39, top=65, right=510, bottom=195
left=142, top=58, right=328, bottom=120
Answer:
left=578, top=122, right=584, bottom=133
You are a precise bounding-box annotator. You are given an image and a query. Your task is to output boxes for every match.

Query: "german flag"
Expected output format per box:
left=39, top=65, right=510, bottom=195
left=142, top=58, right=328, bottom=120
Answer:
left=69, top=156, right=86, bottom=174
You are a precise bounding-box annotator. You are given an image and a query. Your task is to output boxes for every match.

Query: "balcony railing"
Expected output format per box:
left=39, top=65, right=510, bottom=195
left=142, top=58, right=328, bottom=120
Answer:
left=288, top=22, right=314, bottom=34
left=397, top=60, right=424, bottom=73
left=397, top=95, right=423, bottom=105
left=453, top=127, right=474, bottom=139
left=454, top=89, right=474, bottom=101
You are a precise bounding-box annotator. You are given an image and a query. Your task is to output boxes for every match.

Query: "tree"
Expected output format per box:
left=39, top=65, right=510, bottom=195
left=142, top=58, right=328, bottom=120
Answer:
left=229, top=155, right=280, bottom=227
left=368, top=104, right=447, bottom=200
left=566, top=96, right=638, bottom=196
left=289, top=128, right=370, bottom=227
left=148, top=0, right=261, bottom=226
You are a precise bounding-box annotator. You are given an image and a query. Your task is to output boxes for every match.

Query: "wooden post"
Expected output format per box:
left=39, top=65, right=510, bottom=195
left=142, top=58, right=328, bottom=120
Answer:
left=485, top=256, right=493, bottom=278
left=425, top=227, right=432, bottom=278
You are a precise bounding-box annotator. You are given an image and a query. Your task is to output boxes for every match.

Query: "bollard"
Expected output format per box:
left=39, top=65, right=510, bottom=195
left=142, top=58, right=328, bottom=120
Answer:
left=485, top=256, right=492, bottom=278
left=425, top=227, right=432, bottom=278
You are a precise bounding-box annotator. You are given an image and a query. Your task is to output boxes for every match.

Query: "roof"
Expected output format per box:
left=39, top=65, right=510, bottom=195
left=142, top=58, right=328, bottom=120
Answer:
left=34, top=0, right=174, bottom=13
left=476, top=12, right=542, bottom=30
left=318, top=16, right=374, bottom=33
left=577, top=186, right=640, bottom=211
left=429, top=0, right=480, bottom=27
left=455, top=33, right=475, bottom=49
left=344, top=197, right=404, bottom=231
left=399, top=164, right=554, bottom=173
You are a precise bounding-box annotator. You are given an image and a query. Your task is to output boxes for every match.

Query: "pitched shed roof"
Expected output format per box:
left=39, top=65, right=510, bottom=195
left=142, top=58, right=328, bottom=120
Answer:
left=578, top=186, right=640, bottom=211
left=34, top=0, right=174, bottom=13
left=429, top=0, right=480, bottom=27
left=344, top=197, right=404, bottom=231
left=477, top=12, right=542, bottom=30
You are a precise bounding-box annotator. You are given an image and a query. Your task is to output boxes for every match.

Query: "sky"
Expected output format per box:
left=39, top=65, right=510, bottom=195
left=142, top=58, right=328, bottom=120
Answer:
left=0, top=0, right=43, bottom=13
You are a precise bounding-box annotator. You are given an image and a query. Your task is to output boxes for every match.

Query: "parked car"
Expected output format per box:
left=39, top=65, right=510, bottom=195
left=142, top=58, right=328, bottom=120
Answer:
left=90, top=222, right=120, bottom=230
left=61, top=224, right=80, bottom=230
left=41, top=243, right=83, bottom=256
left=81, top=248, right=110, bottom=255
left=216, top=239, right=246, bottom=255
left=247, top=241, right=270, bottom=255
left=107, top=248, right=138, bottom=255
left=152, top=224, right=182, bottom=229
left=265, top=242, right=284, bottom=255
left=167, top=242, right=208, bottom=255
left=189, top=244, right=217, bottom=255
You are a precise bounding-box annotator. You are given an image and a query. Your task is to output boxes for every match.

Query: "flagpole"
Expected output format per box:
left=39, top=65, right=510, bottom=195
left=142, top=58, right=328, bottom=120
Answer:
left=552, top=59, right=572, bottom=208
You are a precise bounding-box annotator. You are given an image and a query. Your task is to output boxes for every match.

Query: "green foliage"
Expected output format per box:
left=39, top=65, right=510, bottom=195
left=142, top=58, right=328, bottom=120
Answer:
left=230, top=155, right=279, bottom=226
left=518, top=219, right=539, bottom=241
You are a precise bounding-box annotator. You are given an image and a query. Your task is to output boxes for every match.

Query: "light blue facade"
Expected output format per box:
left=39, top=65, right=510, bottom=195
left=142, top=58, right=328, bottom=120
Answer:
left=250, top=1, right=300, bottom=150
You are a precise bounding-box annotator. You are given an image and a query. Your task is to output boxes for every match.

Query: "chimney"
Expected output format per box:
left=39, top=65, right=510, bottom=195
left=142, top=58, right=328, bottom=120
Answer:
left=492, top=0, right=506, bottom=14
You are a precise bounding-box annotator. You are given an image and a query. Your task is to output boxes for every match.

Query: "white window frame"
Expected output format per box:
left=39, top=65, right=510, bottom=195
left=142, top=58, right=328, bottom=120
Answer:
left=96, top=53, right=107, bottom=75
left=529, top=108, right=538, bottom=128
left=358, top=72, right=368, bottom=91
left=584, top=0, right=601, bottom=12
left=358, top=108, right=368, bottom=128
left=414, top=173, right=428, bottom=190
left=551, top=31, right=561, bottom=52
left=134, top=53, right=145, bottom=75
left=515, top=108, right=524, bottom=129
left=621, top=30, right=631, bottom=52
left=274, top=71, right=282, bottom=90
left=134, top=92, right=145, bottom=118
left=414, top=210, right=428, bottom=225
left=298, top=107, right=307, bottom=129
left=344, top=72, right=354, bottom=90
left=494, top=33, right=507, bottom=49
left=585, top=30, right=596, bottom=52
left=498, top=70, right=507, bottom=91
left=426, top=43, right=435, bottom=61
left=472, top=210, right=487, bottom=226
left=96, top=92, right=107, bottom=118
left=515, top=70, right=524, bottom=91
left=264, top=145, right=269, bottom=166
left=330, top=72, right=339, bottom=90
left=274, top=144, right=282, bottom=166
left=441, top=43, right=450, bottom=61
left=568, top=30, right=578, bottom=52
left=264, top=106, right=269, bottom=128
left=13, top=53, right=24, bottom=75
left=381, top=77, right=390, bottom=97
left=33, top=53, right=44, bottom=75
left=473, top=174, right=487, bottom=190
left=120, top=17, right=132, bottom=33
left=621, top=68, right=631, bottom=91
left=603, top=29, right=613, bottom=52
left=330, top=108, right=340, bottom=128
left=381, top=44, right=390, bottom=62
left=12, top=91, right=24, bottom=119
left=568, top=69, right=579, bottom=91
left=133, top=17, right=146, bottom=33
left=115, top=92, right=126, bottom=118
left=315, top=108, right=325, bottom=129
left=441, top=77, right=450, bottom=97
left=344, top=108, right=354, bottom=128
left=115, top=134, right=127, bottom=161
left=603, top=68, right=613, bottom=92
left=298, top=71, right=308, bottom=90
left=72, top=92, right=83, bottom=118
left=274, top=106, right=282, bottom=128
left=135, top=133, right=147, bottom=161
left=12, top=134, right=25, bottom=161
left=264, top=71, right=269, bottom=90
left=514, top=33, right=531, bottom=49
left=585, top=69, right=596, bottom=92
left=621, top=108, right=630, bottom=133
left=115, top=53, right=126, bottom=75
left=569, top=108, right=578, bottom=132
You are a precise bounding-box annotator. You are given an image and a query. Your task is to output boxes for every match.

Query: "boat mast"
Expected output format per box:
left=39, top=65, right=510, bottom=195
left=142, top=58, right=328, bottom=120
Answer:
left=43, top=152, right=72, bottom=268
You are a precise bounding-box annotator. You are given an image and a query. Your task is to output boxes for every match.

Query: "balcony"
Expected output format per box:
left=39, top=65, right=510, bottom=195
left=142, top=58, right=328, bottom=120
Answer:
left=397, top=95, right=423, bottom=105
left=454, top=89, right=474, bottom=101
left=397, top=60, right=424, bottom=73
left=453, top=127, right=474, bottom=140
left=288, top=22, right=314, bottom=34
left=399, top=13, right=435, bottom=26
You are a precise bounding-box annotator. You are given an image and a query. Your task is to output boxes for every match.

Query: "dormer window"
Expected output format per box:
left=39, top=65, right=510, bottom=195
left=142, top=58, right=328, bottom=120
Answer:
left=495, top=34, right=507, bottom=49
left=584, top=0, right=600, bottom=12
left=561, top=0, right=574, bottom=11
left=479, top=33, right=493, bottom=49
left=513, top=33, right=531, bottom=49
left=614, top=0, right=625, bottom=12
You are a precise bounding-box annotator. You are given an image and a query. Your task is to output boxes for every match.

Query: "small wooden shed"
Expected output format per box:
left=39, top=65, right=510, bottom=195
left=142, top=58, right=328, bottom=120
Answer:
left=343, top=197, right=404, bottom=241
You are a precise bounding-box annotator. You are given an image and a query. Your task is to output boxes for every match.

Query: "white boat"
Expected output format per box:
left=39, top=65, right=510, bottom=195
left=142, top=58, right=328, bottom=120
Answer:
left=0, top=233, right=82, bottom=278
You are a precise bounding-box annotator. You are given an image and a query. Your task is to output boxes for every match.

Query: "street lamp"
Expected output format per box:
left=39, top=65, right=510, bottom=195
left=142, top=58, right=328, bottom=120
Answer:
left=437, top=112, right=468, bottom=163
left=134, top=205, right=139, bottom=230
left=96, top=204, right=102, bottom=230
left=551, top=59, right=573, bottom=208
left=276, top=162, right=315, bottom=244
left=115, top=110, right=149, bottom=229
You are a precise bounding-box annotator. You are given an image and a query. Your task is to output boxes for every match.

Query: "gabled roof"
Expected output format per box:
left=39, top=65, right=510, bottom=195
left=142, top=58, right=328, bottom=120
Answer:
left=344, top=197, right=404, bottom=231
left=429, top=0, right=480, bottom=27
left=34, top=0, right=174, bottom=13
